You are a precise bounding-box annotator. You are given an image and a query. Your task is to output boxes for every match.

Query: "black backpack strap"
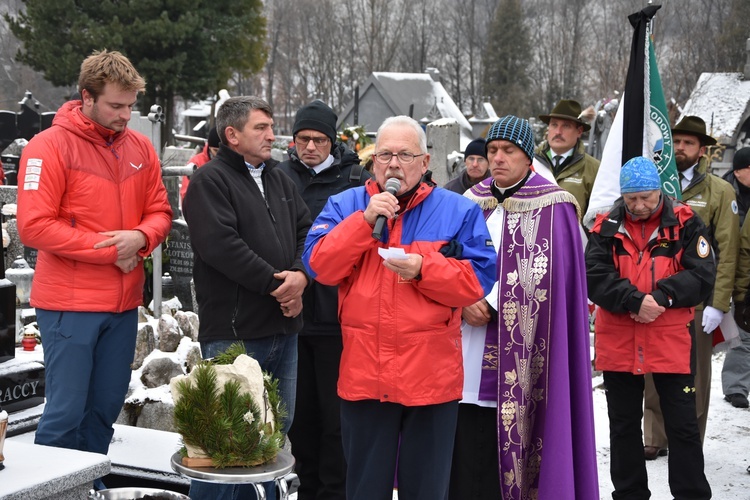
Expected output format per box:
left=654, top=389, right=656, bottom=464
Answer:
left=349, top=163, right=369, bottom=187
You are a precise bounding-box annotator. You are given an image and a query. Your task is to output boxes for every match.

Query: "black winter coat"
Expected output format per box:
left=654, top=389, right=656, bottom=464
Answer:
left=277, top=142, right=367, bottom=335
left=183, top=144, right=312, bottom=341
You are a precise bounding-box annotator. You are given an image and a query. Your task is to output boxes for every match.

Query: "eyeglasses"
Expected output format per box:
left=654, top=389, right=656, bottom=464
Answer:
left=465, top=156, right=488, bottom=165
left=295, top=135, right=330, bottom=148
left=372, top=152, right=426, bottom=164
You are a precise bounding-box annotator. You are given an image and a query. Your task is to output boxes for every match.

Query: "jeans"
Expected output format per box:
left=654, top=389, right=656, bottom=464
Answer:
left=188, top=334, right=298, bottom=500
left=34, top=309, right=138, bottom=456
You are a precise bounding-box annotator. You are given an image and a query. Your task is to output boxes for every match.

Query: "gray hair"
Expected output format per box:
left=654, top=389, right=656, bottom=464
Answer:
left=216, top=96, right=273, bottom=144
left=376, top=116, right=427, bottom=153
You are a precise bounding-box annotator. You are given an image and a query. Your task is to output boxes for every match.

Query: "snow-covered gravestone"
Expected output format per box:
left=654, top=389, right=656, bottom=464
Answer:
left=426, top=118, right=460, bottom=187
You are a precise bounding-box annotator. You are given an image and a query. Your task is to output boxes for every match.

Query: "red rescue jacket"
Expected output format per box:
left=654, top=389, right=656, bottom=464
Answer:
left=17, top=101, right=172, bottom=313
left=304, top=178, right=496, bottom=405
left=586, top=196, right=715, bottom=374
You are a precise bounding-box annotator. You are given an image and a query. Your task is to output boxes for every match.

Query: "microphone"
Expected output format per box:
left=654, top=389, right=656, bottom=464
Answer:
left=372, top=177, right=401, bottom=240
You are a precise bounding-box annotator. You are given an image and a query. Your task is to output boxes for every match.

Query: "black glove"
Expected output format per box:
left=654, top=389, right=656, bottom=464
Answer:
left=439, top=239, right=463, bottom=259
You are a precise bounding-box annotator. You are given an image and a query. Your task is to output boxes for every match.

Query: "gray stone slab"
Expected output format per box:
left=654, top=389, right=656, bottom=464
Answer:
left=0, top=439, right=110, bottom=500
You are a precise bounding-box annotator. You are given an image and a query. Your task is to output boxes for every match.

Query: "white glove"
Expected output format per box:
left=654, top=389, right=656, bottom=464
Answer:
left=702, top=306, right=724, bottom=334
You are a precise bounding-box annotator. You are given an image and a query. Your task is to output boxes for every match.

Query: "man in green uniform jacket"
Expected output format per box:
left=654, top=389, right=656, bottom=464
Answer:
left=534, top=99, right=600, bottom=216
left=643, top=115, right=739, bottom=460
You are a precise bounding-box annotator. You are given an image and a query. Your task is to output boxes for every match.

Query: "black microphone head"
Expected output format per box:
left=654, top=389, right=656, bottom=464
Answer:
left=384, top=177, right=401, bottom=195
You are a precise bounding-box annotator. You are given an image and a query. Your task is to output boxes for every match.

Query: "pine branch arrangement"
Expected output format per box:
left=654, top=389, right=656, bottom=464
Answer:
left=172, top=342, right=285, bottom=468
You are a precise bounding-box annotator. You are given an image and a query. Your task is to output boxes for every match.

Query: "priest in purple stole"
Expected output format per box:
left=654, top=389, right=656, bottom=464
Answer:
left=457, top=115, right=599, bottom=499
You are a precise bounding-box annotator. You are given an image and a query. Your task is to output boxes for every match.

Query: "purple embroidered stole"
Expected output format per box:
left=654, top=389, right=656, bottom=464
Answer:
left=466, top=174, right=595, bottom=499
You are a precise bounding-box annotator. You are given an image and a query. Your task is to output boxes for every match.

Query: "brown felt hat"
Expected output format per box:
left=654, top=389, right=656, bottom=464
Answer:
left=539, top=99, right=590, bottom=132
left=671, top=116, right=717, bottom=146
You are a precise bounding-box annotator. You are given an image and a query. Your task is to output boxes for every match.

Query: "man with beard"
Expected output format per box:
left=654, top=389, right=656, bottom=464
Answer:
left=534, top=99, right=600, bottom=216
left=643, top=115, right=739, bottom=459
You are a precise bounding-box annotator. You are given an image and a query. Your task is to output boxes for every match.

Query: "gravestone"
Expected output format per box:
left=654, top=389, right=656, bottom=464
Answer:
left=162, top=146, right=195, bottom=219
left=40, top=112, right=55, bottom=131
left=426, top=118, right=461, bottom=186
left=0, top=111, right=18, bottom=153
left=0, top=239, right=44, bottom=415
left=0, top=278, right=15, bottom=363
left=165, top=219, right=194, bottom=312
left=16, top=92, right=41, bottom=142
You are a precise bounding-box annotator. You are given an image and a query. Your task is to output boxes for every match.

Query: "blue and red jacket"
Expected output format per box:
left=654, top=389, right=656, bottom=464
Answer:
left=303, top=177, right=496, bottom=406
left=586, top=196, right=715, bottom=374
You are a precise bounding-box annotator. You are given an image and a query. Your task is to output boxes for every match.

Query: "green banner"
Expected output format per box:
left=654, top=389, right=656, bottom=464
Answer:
left=647, top=35, right=681, bottom=200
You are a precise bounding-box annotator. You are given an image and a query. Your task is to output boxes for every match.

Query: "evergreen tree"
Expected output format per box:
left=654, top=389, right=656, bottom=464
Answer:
left=6, top=0, right=267, bottom=139
left=481, top=0, right=531, bottom=118
left=716, top=0, right=750, bottom=73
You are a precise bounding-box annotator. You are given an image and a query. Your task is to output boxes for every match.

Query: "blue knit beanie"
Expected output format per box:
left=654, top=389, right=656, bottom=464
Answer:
left=485, top=115, right=535, bottom=161
left=620, top=156, right=661, bottom=193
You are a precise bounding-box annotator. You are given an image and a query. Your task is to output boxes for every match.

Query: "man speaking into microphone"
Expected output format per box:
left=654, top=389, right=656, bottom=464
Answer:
left=303, top=115, right=496, bottom=500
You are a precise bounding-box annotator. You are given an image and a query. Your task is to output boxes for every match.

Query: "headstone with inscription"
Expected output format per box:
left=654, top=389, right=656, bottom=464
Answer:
left=165, top=219, right=194, bottom=312
left=0, top=235, right=16, bottom=362
left=0, top=232, right=43, bottom=416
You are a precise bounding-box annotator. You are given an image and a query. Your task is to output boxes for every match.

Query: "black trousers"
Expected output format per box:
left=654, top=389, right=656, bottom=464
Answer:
left=288, top=335, right=346, bottom=500
left=448, top=403, right=501, bottom=500
left=340, top=399, right=459, bottom=500
left=604, top=371, right=711, bottom=500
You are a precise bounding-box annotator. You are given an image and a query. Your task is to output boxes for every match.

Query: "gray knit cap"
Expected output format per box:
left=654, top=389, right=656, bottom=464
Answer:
left=485, top=115, right=535, bottom=161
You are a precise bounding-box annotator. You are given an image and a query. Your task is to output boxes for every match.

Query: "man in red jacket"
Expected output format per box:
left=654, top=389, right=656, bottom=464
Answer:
left=16, top=50, right=172, bottom=488
left=586, top=156, right=713, bottom=499
left=303, top=116, right=496, bottom=500
left=179, top=126, right=219, bottom=202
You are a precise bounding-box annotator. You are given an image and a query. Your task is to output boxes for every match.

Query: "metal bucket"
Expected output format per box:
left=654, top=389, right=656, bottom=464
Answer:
left=88, top=487, right=190, bottom=500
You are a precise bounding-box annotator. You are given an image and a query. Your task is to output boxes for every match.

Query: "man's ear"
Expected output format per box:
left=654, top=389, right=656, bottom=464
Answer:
left=81, top=89, right=94, bottom=106
left=224, top=126, right=238, bottom=146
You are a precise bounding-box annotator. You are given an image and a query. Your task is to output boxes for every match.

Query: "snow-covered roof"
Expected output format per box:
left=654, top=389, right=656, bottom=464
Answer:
left=338, top=72, right=473, bottom=146
left=181, top=102, right=211, bottom=118
left=680, top=72, right=750, bottom=143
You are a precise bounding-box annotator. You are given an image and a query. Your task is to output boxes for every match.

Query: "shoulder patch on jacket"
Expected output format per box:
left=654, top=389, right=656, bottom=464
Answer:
left=23, top=158, right=43, bottom=190
left=697, top=236, right=710, bottom=258
left=731, top=200, right=739, bottom=215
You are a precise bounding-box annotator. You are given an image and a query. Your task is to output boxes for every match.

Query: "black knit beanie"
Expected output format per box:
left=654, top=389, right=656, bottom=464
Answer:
left=464, top=138, right=487, bottom=159
left=292, top=100, right=338, bottom=144
left=733, top=147, right=750, bottom=171
left=207, top=126, right=220, bottom=148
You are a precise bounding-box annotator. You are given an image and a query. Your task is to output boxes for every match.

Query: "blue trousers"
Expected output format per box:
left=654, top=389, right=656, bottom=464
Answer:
left=341, top=399, right=459, bottom=500
left=188, top=334, right=298, bottom=500
left=34, top=308, right=138, bottom=455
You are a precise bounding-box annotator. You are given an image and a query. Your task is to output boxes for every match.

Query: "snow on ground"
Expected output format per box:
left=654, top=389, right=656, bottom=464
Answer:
left=595, top=351, right=750, bottom=500
left=377, top=352, right=750, bottom=500
left=9, top=340, right=749, bottom=498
